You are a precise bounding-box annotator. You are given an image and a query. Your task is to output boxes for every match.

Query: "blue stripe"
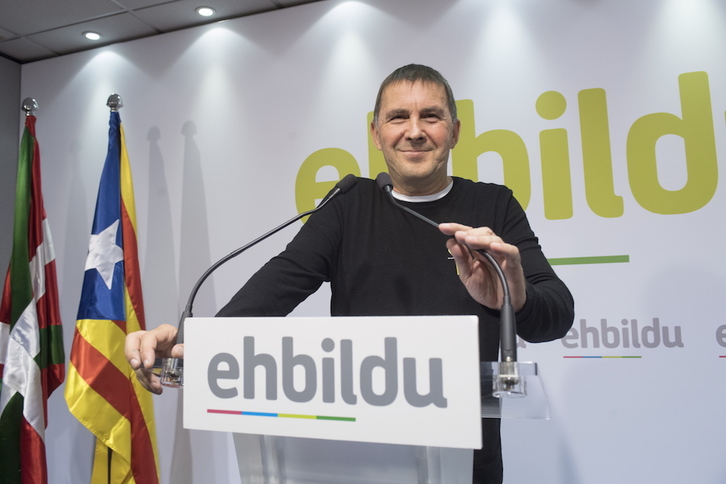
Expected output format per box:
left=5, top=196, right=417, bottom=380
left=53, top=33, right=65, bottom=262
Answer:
left=242, top=411, right=278, bottom=417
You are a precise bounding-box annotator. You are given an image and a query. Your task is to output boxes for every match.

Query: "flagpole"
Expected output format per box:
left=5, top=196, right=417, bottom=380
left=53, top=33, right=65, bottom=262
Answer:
left=107, top=92, right=123, bottom=484
left=107, top=93, right=123, bottom=111
left=21, top=97, right=38, bottom=116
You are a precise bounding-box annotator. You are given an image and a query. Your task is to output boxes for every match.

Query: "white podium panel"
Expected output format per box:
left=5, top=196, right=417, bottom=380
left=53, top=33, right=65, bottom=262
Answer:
left=183, top=315, right=482, bottom=450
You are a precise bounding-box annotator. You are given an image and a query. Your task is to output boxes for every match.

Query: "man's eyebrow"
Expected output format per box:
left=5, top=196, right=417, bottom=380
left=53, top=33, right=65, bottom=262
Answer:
left=420, top=106, right=447, bottom=116
left=383, top=106, right=447, bottom=119
left=384, top=108, right=410, bottom=119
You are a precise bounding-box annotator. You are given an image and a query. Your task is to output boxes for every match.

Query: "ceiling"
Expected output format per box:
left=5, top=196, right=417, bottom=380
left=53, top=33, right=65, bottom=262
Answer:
left=0, top=0, right=324, bottom=64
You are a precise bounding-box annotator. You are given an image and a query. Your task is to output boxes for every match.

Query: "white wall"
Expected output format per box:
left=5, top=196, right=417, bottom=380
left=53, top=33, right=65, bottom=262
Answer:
left=18, top=0, right=726, bottom=482
left=0, top=55, right=20, bottom=276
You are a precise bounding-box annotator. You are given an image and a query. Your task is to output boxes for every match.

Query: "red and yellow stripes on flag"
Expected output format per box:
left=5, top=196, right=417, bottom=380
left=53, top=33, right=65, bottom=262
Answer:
left=0, top=114, right=65, bottom=484
left=65, top=112, right=159, bottom=484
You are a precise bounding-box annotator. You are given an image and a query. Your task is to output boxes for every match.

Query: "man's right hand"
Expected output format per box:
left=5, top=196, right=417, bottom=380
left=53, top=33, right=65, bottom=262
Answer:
left=125, top=323, right=184, bottom=394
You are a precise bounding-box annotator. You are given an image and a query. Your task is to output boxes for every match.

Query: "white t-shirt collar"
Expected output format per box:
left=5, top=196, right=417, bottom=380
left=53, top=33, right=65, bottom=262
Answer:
left=391, top=179, right=454, bottom=203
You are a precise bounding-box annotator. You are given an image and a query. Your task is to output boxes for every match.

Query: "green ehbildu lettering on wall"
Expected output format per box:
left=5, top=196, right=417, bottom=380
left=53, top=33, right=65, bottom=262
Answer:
left=452, top=100, right=532, bottom=210
left=295, top=71, right=718, bottom=219
left=295, top=148, right=361, bottom=215
left=626, top=71, right=718, bottom=214
left=537, top=90, right=573, bottom=220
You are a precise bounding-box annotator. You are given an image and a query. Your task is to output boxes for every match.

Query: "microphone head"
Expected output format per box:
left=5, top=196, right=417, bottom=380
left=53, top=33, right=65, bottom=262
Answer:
left=375, top=172, right=393, bottom=191
left=336, top=174, right=358, bottom=194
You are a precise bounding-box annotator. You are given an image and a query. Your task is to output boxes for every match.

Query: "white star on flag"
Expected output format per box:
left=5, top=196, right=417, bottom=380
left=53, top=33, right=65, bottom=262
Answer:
left=85, top=219, right=124, bottom=289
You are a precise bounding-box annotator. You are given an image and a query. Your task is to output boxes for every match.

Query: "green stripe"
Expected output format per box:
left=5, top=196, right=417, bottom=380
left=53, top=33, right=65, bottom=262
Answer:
left=34, top=324, right=66, bottom=369
left=548, top=255, right=630, bottom=266
left=0, top=392, right=23, bottom=484
left=316, top=415, right=356, bottom=422
left=7, top=126, right=34, bottom=328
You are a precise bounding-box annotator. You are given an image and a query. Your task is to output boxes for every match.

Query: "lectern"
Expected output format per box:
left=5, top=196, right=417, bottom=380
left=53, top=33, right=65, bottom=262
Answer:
left=169, top=315, right=547, bottom=483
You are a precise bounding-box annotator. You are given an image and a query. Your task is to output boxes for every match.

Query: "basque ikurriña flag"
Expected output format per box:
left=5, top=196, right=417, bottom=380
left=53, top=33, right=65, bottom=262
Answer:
left=64, top=111, right=159, bottom=483
left=0, top=114, right=65, bottom=484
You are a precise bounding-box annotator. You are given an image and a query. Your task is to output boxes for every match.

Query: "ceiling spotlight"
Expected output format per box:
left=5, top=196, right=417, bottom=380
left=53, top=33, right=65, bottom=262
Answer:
left=83, top=31, right=102, bottom=41
left=196, top=7, right=216, bottom=17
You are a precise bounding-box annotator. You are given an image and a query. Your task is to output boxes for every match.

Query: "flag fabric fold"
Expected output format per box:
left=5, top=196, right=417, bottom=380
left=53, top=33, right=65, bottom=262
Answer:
left=65, top=111, right=159, bottom=484
left=0, top=114, right=65, bottom=484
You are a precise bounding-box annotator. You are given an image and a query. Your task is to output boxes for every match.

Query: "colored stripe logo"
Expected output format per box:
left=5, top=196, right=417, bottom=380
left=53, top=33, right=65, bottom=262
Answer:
left=207, top=409, right=355, bottom=422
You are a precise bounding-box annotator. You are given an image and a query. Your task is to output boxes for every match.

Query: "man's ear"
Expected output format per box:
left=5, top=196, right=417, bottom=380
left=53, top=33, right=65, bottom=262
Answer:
left=370, top=120, right=383, bottom=150
left=450, top=119, right=461, bottom=148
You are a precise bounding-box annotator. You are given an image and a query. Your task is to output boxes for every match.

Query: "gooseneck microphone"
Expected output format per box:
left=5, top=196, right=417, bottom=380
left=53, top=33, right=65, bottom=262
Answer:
left=175, top=174, right=358, bottom=344
left=375, top=172, right=517, bottom=363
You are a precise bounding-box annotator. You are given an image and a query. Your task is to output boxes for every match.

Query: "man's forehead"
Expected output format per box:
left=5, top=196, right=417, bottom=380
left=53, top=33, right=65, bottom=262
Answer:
left=380, top=80, right=448, bottom=107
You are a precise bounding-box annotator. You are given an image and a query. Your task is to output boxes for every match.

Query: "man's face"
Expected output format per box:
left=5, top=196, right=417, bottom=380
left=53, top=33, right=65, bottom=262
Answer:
left=371, top=80, right=460, bottom=196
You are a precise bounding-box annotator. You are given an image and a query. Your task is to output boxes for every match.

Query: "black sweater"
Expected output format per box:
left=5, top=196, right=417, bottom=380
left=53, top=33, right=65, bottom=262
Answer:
left=217, top=176, right=574, bottom=363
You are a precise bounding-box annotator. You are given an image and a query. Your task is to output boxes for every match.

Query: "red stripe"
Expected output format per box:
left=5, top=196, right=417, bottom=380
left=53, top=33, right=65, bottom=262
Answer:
left=36, top=260, right=62, bottom=333
left=70, top=329, right=158, bottom=483
left=19, top=417, right=47, bottom=484
left=27, top=116, right=43, bottom=266
left=32, top=266, right=65, bottom=432
left=35, top=260, right=62, bottom=384
left=121, top=200, right=146, bottom=331
left=0, top=268, right=8, bottom=382
left=0, top=268, right=12, bottom=325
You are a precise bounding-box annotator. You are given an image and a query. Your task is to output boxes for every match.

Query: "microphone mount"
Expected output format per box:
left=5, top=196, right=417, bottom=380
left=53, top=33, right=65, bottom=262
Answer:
left=154, top=174, right=358, bottom=387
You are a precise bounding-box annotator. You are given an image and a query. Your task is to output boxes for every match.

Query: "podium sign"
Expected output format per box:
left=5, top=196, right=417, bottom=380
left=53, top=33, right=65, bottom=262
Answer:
left=184, top=315, right=482, bottom=449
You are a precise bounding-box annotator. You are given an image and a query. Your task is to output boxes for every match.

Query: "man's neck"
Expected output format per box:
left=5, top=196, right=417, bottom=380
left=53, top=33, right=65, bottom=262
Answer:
left=393, top=175, right=452, bottom=197
left=392, top=178, right=454, bottom=202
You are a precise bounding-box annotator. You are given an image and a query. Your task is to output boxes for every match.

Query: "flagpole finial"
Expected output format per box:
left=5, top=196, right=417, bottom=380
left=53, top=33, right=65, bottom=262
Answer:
left=21, top=98, right=38, bottom=116
left=107, top=94, right=123, bottom=112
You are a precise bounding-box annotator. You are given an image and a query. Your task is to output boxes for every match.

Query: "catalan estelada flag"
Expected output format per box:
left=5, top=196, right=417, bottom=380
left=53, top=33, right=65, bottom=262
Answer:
left=65, top=111, right=159, bottom=483
left=0, top=114, right=65, bottom=484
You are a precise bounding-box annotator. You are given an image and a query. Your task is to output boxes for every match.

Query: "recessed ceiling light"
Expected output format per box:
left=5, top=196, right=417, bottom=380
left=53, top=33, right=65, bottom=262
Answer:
left=83, top=31, right=102, bottom=41
left=196, top=7, right=216, bottom=17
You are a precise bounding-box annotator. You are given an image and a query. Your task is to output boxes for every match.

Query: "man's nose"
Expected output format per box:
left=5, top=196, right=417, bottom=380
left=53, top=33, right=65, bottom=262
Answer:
left=405, top=118, right=425, bottom=141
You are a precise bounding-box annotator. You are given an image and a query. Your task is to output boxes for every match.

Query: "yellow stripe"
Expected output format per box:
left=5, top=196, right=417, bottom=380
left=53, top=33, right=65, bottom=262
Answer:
left=92, top=438, right=135, bottom=484
left=75, top=319, right=129, bottom=374
left=125, top=289, right=142, bottom=333
left=64, top=364, right=132, bottom=460
left=119, top=124, right=138, bottom=230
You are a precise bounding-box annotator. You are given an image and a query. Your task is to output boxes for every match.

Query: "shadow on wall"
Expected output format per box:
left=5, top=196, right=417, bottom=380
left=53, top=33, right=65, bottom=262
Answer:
left=143, top=126, right=179, bottom=327
left=56, top=136, right=95, bottom=484
left=168, top=120, right=232, bottom=483
left=178, top=120, right=215, bottom=318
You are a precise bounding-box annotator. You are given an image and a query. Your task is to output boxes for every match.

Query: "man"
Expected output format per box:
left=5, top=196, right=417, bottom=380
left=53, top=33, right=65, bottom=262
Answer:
left=126, top=64, right=574, bottom=483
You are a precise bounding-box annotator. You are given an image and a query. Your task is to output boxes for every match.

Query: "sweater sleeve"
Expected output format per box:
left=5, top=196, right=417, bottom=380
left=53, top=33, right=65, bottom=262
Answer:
left=215, top=196, right=342, bottom=317
left=496, top=190, right=575, bottom=343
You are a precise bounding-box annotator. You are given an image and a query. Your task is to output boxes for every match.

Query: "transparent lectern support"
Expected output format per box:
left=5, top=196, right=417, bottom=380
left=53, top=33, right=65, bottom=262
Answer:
left=480, top=361, right=550, bottom=419
left=232, top=434, right=283, bottom=484
left=232, top=436, right=473, bottom=484
left=152, top=358, right=184, bottom=388
left=414, top=446, right=473, bottom=484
